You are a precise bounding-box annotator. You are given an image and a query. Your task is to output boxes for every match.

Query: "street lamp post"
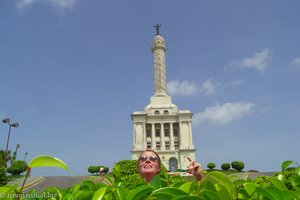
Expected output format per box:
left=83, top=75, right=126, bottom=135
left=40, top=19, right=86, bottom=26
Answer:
left=2, top=118, right=19, bottom=164
left=13, top=144, right=21, bottom=163
left=24, top=152, right=28, bottom=162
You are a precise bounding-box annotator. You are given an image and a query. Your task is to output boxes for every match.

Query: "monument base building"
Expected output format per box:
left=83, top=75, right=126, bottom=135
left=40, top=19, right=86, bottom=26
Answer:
left=131, top=26, right=196, bottom=171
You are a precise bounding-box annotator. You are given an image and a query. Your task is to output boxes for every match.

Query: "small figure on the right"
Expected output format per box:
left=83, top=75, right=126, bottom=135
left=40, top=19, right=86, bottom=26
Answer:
left=187, top=157, right=204, bottom=181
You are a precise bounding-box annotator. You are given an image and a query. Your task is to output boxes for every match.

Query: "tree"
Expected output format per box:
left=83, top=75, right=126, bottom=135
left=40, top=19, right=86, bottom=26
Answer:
left=103, top=167, right=109, bottom=173
left=0, top=150, right=12, bottom=167
left=0, top=166, right=7, bottom=186
left=207, top=163, right=216, bottom=170
left=231, top=161, right=245, bottom=171
left=88, top=166, right=98, bottom=175
left=7, top=160, right=27, bottom=175
left=221, top=163, right=231, bottom=171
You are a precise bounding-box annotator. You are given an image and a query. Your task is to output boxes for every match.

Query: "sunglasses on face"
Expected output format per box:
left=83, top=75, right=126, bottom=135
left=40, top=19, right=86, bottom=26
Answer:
left=139, top=155, right=158, bottom=163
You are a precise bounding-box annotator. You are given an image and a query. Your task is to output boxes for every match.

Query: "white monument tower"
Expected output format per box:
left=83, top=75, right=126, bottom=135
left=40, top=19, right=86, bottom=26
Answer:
left=131, top=25, right=196, bottom=171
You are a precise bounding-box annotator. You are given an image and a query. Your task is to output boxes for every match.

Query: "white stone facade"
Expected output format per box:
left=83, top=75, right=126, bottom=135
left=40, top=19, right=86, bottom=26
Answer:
left=131, top=32, right=196, bottom=171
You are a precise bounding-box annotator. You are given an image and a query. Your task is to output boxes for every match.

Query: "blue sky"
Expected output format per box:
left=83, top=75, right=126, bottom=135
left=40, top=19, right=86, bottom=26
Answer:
left=1, top=0, right=299, bottom=176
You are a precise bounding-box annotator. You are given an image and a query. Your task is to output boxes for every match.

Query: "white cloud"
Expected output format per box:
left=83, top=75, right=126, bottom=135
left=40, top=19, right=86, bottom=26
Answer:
left=226, top=48, right=272, bottom=72
left=17, top=0, right=78, bottom=11
left=167, top=80, right=197, bottom=96
left=194, top=102, right=255, bottom=126
left=167, top=79, right=220, bottom=96
left=291, top=57, right=300, bottom=70
left=199, top=79, right=218, bottom=95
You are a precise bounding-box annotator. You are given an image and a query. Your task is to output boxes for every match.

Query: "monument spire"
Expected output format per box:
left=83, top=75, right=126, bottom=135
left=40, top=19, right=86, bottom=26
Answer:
left=131, top=26, right=196, bottom=172
left=151, top=24, right=167, bottom=97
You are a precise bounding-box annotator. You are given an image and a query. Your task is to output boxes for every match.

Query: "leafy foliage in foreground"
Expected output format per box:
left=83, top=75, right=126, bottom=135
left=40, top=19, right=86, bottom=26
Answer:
left=0, top=160, right=299, bottom=199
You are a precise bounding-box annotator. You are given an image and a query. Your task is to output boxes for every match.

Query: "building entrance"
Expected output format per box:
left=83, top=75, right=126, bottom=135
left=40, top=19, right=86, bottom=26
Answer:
left=169, top=157, right=178, bottom=172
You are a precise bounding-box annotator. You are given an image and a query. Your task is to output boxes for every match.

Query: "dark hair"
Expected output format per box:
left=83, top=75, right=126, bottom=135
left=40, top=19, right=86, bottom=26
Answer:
left=138, top=149, right=162, bottom=168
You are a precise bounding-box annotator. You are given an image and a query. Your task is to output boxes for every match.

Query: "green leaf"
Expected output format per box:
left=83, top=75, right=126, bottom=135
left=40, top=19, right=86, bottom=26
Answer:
left=294, top=177, right=300, bottom=187
left=265, top=185, right=284, bottom=200
left=281, top=160, right=294, bottom=172
left=28, top=155, right=69, bottom=171
left=172, top=196, right=205, bottom=200
left=295, top=166, right=300, bottom=176
left=75, top=191, right=95, bottom=200
left=150, top=193, right=177, bottom=200
left=215, top=183, right=232, bottom=200
left=171, top=181, right=186, bottom=189
left=150, top=175, right=161, bottom=189
left=125, top=185, right=153, bottom=200
left=73, top=190, right=84, bottom=199
left=267, top=177, right=287, bottom=191
left=92, top=186, right=110, bottom=200
left=206, top=171, right=234, bottom=196
left=199, top=190, right=222, bottom=200
left=243, top=182, right=258, bottom=196
left=238, top=188, right=250, bottom=199
left=294, top=188, right=300, bottom=197
left=104, top=192, right=113, bottom=200
left=63, top=193, right=73, bottom=200
left=179, top=181, right=195, bottom=193
left=42, top=187, right=63, bottom=200
left=149, top=187, right=189, bottom=199
left=282, top=190, right=299, bottom=200
left=256, top=187, right=275, bottom=200
left=81, top=180, right=97, bottom=191
left=69, top=183, right=81, bottom=192
left=113, top=188, right=127, bottom=200
left=233, top=179, right=246, bottom=188
left=200, top=180, right=217, bottom=192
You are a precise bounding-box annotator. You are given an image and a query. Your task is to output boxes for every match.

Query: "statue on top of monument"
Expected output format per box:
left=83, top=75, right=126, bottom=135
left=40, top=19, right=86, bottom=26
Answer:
left=154, top=24, right=162, bottom=36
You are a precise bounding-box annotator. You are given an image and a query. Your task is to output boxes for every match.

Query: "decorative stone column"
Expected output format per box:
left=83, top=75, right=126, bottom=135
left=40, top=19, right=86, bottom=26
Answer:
left=151, top=123, right=155, bottom=149
left=160, top=123, right=165, bottom=150
left=143, top=123, right=146, bottom=149
left=170, top=123, right=174, bottom=150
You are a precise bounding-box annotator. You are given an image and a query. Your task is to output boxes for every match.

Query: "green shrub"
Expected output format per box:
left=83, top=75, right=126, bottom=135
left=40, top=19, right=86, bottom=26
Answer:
left=111, top=160, right=138, bottom=179
left=207, top=162, right=216, bottom=170
left=95, top=166, right=100, bottom=173
left=231, top=161, right=245, bottom=171
left=103, top=166, right=109, bottom=173
left=6, top=160, right=27, bottom=175
left=88, top=166, right=98, bottom=175
left=88, top=165, right=109, bottom=175
left=221, top=163, right=231, bottom=170
left=176, top=169, right=187, bottom=172
left=0, top=166, right=7, bottom=186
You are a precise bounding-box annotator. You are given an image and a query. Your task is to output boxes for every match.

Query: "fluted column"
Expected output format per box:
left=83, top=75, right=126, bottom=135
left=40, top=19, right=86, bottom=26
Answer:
left=160, top=123, right=165, bottom=150
left=143, top=123, right=146, bottom=149
left=151, top=123, right=155, bottom=149
left=170, top=123, right=174, bottom=150
left=179, top=122, right=183, bottom=149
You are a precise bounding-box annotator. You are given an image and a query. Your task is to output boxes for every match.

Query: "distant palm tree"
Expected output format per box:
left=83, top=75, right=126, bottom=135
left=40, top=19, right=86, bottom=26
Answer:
left=0, top=150, right=12, bottom=167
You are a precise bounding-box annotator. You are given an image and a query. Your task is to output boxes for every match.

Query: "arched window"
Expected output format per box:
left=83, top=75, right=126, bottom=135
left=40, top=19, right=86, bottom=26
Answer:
left=169, top=157, right=178, bottom=172
left=163, top=110, right=169, bottom=114
left=154, top=110, right=160, bottom=115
